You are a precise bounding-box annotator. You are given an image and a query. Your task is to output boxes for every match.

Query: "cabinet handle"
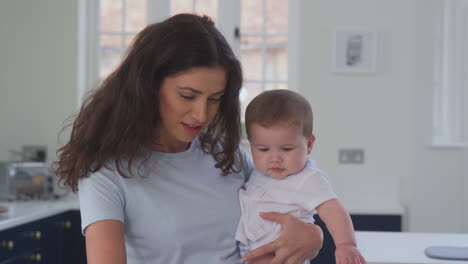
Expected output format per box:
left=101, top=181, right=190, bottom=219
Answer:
left=30, top=253, right=42, bottom=262
left=30, top=231, right=42, bottom=240
left=56, top=220, right=72, bottom=229
left=1, top=240, right=14, bottom=250
left=63, top=220, right=72, bottom=229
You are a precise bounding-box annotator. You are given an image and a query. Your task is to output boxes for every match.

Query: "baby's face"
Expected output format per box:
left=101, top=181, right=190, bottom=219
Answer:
left=249, top=123, right=314, bottom=180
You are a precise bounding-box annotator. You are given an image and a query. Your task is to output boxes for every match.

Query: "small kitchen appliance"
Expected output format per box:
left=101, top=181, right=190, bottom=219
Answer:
left=0, top=162, right=54, bottom=200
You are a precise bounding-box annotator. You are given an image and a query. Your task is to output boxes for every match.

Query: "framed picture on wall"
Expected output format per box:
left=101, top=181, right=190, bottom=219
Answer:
left=332, top=29, right=377, bottom=73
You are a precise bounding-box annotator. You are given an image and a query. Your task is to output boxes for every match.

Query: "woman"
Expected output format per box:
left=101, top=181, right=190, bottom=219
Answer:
left=54, top=14, right=322, bottom=264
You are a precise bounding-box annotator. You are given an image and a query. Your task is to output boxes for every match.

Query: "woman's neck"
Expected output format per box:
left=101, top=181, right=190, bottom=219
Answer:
left=151, top=141, right=191, bottom=153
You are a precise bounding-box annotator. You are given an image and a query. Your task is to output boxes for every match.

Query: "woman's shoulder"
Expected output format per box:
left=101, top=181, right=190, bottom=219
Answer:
left=81, top=156, right=147, bottom=185
left=80, top=162, right=123, bottom=187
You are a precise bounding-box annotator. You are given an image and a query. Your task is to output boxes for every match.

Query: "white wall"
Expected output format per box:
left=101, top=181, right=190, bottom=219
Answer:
left=298, top=0, right=466, bottom=232
left=0, top=0, right=79, bottom=163
left=0, top=0, right=465, bottom=233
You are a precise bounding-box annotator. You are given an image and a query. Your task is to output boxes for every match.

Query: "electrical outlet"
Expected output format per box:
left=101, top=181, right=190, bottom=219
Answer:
left=339, top=149, right=364, bottom=164
left=22, top=145, right=47, bottom=162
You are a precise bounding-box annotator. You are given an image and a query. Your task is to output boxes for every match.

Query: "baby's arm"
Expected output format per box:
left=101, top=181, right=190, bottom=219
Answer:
left=316, top=198, right=366, bottom=264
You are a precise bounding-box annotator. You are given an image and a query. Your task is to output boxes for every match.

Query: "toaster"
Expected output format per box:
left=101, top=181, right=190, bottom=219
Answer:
left=0, top=162, right=55, bottom=200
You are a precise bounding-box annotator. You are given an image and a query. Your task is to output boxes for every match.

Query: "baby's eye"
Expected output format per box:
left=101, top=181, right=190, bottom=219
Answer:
left=282, top=147, right=294, bottom=151
left=258, top=148, right=269, bottom=152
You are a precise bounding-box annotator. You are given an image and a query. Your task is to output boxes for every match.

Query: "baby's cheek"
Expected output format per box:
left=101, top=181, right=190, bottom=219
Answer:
left=254, top=159, right=267, bottom=174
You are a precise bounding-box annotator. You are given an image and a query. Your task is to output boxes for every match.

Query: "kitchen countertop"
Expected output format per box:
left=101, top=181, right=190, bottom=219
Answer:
left=0, top=195, right=79, bottom=231
left=0, top=195, right=404, bottom=232
left=0, top=196, right=403, bottom=230
left=1, top=197, right=467, bottom=264
left=357, top=231, right=468, bottom=264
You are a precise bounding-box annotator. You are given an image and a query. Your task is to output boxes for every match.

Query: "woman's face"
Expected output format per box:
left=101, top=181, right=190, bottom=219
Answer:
left=156, top=66, right=227, bottom=152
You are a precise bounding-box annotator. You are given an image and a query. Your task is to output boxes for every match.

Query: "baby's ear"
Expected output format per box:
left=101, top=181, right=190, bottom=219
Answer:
left=307, top=135, right=315, bottom=154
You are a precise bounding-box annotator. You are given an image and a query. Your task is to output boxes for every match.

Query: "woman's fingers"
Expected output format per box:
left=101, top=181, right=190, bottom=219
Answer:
left=245, top=212, right=323, bottom=264
left=278, top=248, right=305, bottom=264
left=242, top=241, right=276, bottom=263
left=259, top=212, right=289, bottom=225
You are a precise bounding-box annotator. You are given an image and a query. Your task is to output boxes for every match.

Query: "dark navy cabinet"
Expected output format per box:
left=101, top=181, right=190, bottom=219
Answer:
left=310, top=213, right=402, bottom=264
left=0, top=210, right=86, bottom=264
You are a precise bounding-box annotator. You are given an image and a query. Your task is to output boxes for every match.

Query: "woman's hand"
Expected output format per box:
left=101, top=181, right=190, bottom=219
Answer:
left=242, top=212, right=323, bottom=264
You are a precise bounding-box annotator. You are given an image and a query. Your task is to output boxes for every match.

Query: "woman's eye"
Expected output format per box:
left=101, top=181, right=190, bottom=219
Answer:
left=180, top=94, right=195, bottom=100
left=208, top=97, right=223, bottom=102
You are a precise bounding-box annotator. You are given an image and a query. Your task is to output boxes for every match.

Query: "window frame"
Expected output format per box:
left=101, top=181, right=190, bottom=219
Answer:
left=77, top=0, right=298, bottom=104
left=432, top=0, right=468, bottom=148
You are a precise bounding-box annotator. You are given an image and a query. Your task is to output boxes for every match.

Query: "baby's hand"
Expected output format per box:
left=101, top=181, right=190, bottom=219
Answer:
left=335, top=244, right=366, bottom=264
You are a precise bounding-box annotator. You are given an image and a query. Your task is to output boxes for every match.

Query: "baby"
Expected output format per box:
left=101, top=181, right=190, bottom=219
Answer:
left=235, top=90, right=365, bottom=264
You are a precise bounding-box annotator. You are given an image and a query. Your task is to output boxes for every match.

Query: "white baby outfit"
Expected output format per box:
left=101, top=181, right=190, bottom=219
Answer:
left=235, top=159, right=337, bottom=260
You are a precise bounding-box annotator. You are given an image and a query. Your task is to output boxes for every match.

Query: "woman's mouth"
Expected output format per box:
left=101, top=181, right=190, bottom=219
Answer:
left=182, top=122, right=202, bottom=135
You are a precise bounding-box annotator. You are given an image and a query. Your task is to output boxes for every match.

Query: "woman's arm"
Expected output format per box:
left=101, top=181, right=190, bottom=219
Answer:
left=242, top=212, right=323, bottom=264
left=85, top=220, right=127, bottom=264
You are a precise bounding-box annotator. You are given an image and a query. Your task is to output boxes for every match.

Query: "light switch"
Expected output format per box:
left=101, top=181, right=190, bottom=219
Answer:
left=339, top=149, right=365, bottom=164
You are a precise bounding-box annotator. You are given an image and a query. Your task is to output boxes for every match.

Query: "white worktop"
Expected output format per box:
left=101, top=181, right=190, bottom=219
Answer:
left=0, top=195, right=79, bottom=231
left=0, top=195, right=404, bottom=232
left=2, top=197, right=467, bottom=264
left=356, top=231, right=468, bottom=264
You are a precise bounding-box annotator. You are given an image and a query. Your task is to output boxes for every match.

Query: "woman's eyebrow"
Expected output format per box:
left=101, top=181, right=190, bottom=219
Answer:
left=178, top=86, right=225, bottom=96
left=211, top=90, right=225, bottom=96
left=178, top=86, right=201, bottom=94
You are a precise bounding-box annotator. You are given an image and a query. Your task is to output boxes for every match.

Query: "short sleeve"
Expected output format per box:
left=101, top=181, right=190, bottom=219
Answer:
left=296, top=169, right=337, bottom=211
left=78, top=170, right=125, bottom=235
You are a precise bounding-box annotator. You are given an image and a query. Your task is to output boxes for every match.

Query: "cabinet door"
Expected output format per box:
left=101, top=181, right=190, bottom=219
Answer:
left=0, top=249, right=45, bottom=264
left=59, top=211, right=87, bottom=264
left=1, top=211, right=86, bottom=264
left=0, top=216, right=57, bottom=264
left=310, top=214, right=402, bottom=264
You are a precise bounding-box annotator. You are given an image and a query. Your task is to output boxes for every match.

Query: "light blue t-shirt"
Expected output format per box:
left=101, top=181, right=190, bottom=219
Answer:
left=79, top=138, right=254, bottom=264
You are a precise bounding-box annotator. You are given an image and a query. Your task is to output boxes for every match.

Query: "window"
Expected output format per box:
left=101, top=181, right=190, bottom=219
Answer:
left=171, top=0, right=218, bottom=23
left=99, top=0, right=148, bottom=79
left=78, top=0, right=297, bottom=120
left=239, top=0, right=290, bottom=119
left=433, top=0, right=468, bottom=147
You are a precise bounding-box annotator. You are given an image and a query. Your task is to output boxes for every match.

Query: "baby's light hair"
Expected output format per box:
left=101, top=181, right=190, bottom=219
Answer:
left=245, top=90, right=313, bottom=139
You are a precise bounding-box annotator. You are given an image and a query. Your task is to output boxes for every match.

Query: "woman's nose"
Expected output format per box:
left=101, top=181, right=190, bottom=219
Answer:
left=192, top=101, right=208, bottom=123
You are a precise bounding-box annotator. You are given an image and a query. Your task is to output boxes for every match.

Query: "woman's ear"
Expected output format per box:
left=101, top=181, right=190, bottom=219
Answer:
left=307, top=135, right=315, bottom=154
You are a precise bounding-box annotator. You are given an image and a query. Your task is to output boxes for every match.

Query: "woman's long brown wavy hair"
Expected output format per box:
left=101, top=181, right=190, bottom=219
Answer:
left=53, top=14, right=243, bottom=192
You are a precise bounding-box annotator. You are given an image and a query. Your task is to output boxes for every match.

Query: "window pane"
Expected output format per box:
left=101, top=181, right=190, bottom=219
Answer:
left=171, top=0, right=193, bottom=14
left=240, top=82, right=264, bottom=120
left=195, top=0, right=218, bottom=23
left=266, top=0, right=287, bottom=34
left=265, top=81, right=288, bottom=91
left=100, top=35, right=122, bottom=79
left=241, top=36, right=263, bottom=81
left=241, top=0, right=263, bottom=34
left=126, top=0, right=147, bottom=32
left=265, top=36, right=287, bottom=81
left=100, top=0, right=122, bottom=32
left=171, top=0, right=218, bottom=23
